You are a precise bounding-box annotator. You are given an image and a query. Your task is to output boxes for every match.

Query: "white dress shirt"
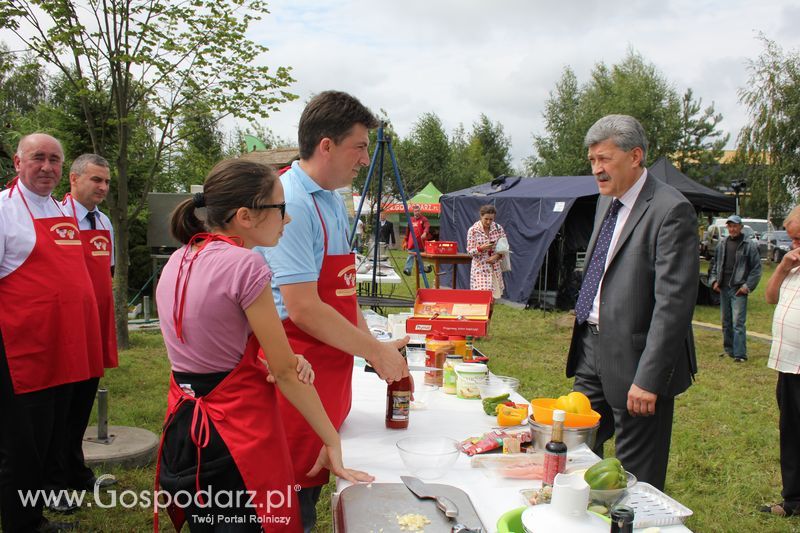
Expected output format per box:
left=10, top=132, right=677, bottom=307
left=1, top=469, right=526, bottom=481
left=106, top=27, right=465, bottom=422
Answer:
left=588, top=169, right=648, bottom=325
left=769, top=266, right=800, bottom=374
left=62, top=197, right=115, bottom=267
left=0, top=180, right=69, bottom=279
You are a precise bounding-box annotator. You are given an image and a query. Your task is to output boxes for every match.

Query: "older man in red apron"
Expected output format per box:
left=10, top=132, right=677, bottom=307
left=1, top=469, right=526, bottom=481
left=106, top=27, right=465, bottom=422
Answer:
left=48, top=154, right=118, bottom=499
left=258, top=91, right=409, bottom=532
left=0, top=134, right=102, bottom=533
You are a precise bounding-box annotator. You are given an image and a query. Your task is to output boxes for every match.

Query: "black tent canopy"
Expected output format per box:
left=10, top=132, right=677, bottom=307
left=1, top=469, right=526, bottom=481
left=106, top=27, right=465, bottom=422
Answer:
left=648, top=157, right=735, bottom=213
left=439, top=165, right=733, bottom=307
left=439, top=176, right=599, bottom=305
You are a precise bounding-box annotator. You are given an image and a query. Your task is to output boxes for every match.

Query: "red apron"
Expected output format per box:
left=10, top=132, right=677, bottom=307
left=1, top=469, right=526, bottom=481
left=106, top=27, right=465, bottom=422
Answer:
left=154, top=234, right=300, bottom=533
left=275, top=199, right=358, bottom=488
left=0, top=182, right=101, bottom=393
left=66, top=194, right=118, bottom=370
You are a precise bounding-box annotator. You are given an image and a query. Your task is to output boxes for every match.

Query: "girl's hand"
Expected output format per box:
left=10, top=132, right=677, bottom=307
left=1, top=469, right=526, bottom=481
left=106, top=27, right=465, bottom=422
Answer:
left=263, top=354, right=314, bottom=385
left=307, top=444, right=375, bottom=485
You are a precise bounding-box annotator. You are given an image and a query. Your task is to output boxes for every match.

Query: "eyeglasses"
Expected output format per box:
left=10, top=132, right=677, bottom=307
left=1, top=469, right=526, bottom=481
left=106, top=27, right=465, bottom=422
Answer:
left=224, top=202, right=286, bottom=224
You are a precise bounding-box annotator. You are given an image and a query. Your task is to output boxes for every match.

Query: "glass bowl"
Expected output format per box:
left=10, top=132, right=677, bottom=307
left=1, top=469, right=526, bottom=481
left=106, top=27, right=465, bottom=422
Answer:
left=589, top=471, right=637, bottom=506
left=477, top=375, right=520, bottom=399
left=396, top=436, right=460, bottom=480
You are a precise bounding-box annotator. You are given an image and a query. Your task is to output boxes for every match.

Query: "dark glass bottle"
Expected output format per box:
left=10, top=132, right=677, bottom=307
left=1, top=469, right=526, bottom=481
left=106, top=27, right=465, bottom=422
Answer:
left=609, top=505, right=635, bottom=532
left=385, top=376, right=411, bottom=429
left=542, top=409, right=567, bottom=486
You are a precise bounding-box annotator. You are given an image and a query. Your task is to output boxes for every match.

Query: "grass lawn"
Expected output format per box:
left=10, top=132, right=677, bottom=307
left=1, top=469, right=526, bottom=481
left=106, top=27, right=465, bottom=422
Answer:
left=55, top=253, right=799, bottom=532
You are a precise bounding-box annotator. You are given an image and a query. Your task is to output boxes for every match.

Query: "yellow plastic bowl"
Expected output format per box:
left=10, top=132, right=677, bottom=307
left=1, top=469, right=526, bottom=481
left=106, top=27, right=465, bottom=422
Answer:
left=530, top=398, right=601, bottom=428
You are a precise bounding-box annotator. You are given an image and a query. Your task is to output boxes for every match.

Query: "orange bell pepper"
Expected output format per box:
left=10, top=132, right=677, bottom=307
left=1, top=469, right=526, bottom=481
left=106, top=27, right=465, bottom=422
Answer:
left=496, top=405, right=528, bottom=426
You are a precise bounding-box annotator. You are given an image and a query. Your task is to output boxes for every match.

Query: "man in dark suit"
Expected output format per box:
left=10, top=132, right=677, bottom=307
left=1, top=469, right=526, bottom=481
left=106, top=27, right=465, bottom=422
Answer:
left=566, top=114, right=698, bottom=491
left=378, top=211, right=395, bottom=247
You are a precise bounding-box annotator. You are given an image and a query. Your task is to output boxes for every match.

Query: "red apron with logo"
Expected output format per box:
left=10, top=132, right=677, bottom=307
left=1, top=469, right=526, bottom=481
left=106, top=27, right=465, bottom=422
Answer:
left=154, top=234, right=300, bottom=532
left=0, top=182, right=101, bottom=393
left=275, top=199, right=358, bottom=488
left=66, top=194, right=118, bottom=370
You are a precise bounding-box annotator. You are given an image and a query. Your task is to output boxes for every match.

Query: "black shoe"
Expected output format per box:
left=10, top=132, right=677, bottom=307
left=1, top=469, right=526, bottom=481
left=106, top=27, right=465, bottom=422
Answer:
left=719, top=352, right=733, bottom=358
left=75, top=474, right=117, bottom=490
left=46, top=495, right=80, bottom=514
left=402, top=269, right=411, bottom=276
left=734, top=357, right=747, bottom=363
left=38, top=519, right=78, bottom=532
left=760, top=502, right=799, bottom=517
left=424, top=265, right=433, bottom=273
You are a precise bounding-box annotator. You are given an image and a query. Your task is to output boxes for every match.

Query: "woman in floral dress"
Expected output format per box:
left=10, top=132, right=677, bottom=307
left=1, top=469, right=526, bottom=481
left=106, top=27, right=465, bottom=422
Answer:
left=467, top=204, right=507, bottom=298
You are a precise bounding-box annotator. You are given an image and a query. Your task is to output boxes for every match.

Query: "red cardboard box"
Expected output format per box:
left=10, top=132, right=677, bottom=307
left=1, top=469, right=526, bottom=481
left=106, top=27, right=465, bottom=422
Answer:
left=405, top=288, right=493, bottom=337
left=424, top=241, right=458, bottom=254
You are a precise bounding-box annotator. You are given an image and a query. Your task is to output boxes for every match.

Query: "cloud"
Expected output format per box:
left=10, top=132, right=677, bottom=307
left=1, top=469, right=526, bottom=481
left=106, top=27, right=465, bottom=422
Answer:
left=248, top=0, right=800, bottom=170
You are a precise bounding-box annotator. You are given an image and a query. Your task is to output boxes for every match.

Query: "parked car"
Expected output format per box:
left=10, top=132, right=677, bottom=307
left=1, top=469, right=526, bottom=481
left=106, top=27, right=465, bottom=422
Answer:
left=701, top=223, right=756, bottom=259
left=762, top=230, right=793, bottom=262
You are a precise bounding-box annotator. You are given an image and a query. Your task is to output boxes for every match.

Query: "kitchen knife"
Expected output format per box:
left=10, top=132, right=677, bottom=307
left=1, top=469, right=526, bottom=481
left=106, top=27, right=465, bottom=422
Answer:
left=400, top=475, right=459, bottom=519
left=364, top=364, right=441, bottom=373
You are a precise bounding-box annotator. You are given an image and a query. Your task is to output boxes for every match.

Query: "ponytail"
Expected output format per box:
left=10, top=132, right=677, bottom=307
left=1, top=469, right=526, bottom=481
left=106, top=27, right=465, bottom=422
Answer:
left=170, top=198, right=206, bottom=244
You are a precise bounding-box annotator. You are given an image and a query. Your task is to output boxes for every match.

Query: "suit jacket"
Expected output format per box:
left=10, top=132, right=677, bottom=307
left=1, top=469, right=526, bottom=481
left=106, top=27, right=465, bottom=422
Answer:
left=379, top=219, right=395, bottom=245
left=566, top=173, right=699, bottom=408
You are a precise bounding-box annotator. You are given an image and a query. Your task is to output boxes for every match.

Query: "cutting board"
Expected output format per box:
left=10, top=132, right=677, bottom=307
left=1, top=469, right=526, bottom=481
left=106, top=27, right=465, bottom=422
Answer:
left=335, top=482, right=485, bottom=532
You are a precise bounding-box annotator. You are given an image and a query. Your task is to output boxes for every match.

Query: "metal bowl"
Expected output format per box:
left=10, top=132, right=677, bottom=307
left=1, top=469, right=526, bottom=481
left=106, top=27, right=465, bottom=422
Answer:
left=528, top=417, right=598, bottom=451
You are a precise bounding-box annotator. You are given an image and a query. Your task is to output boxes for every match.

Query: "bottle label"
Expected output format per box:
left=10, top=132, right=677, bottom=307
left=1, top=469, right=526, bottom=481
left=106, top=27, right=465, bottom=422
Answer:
left=390, top=390, right=410, bottom=420
left=542, top=451, right=567, bottom=485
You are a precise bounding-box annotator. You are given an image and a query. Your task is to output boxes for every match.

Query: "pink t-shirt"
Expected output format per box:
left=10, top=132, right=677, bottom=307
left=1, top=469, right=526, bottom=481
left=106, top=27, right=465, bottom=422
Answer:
left=156, top=241, right=272, bottom=373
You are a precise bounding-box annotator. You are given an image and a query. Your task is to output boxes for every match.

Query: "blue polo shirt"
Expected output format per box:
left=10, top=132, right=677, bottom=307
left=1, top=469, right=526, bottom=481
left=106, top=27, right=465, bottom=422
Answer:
left=256, top=161, right=351, bottom=320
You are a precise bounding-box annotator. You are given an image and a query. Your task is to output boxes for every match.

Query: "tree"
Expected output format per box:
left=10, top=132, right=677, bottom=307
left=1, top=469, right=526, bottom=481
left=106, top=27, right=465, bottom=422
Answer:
left=1, top=0, right=296, bottom=348
left=737, top=35, right=800, bottom=223
left=470, top=114, right=513, bottom=180
left=529, top=50, right=726, bottom=180
left=674, top=88, right=729, bottom=185
left=402, top=112, right=452, bottom=192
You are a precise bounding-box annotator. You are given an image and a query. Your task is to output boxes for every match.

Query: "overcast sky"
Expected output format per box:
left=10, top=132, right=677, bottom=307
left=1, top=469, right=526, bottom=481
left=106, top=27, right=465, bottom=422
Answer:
left=250, top=0, right=800, bottom=169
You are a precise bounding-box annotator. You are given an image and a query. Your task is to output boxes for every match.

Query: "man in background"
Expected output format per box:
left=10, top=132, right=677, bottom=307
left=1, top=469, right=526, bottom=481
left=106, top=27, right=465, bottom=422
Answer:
left=763, top=206, right=800, bottom=518
left=51, top=154, right=118, bottom=499
left=566, top=115, right=698, bottom=491
left=402, top=204, right=430, bottom=275
left=709, top=214, right=762, bottom=362
left=0, top=133, right=101, bottom=532
left=378, top=211, right=395, bottom=247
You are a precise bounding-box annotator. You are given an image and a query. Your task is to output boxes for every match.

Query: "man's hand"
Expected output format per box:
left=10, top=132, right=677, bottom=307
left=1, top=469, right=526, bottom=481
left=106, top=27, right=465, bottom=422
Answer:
left=712, top=281, right=720, bottom=293
left=627, top=384, right=657, bottom=417
left=366, top=337, right=409, bottom=382
left=736, top=285, right=750, bottom=296
left=779, top=247, right=800, bottom=273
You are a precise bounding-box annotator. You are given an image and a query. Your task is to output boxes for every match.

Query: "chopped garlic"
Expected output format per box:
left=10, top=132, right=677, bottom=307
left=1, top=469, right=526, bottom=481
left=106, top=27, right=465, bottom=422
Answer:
left=396, top=513, right=432, bottom=531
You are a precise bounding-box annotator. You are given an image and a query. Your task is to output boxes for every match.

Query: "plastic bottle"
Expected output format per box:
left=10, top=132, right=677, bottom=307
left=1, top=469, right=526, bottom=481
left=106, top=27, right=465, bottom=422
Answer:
left=424, top=335, right=452, bottom=386
left=442, top=354, right=463, bottom=395
left=542, top=409, right=567, bottom=486
left=448, top=335, right=467, bottom=358
left=385, top=376, right=411, bottom=429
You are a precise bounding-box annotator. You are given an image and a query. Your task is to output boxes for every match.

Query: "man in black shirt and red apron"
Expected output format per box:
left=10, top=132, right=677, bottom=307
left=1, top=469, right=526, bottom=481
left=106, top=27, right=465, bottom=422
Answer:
left=258, top=91, right=409, bottom=532
left=48, top=154, right=119, bottom=498
left=0, top=134, right=102, bottom=532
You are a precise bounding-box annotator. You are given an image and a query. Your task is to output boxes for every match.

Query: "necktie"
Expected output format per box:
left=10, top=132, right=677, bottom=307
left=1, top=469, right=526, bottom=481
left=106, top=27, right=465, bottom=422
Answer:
left=86, top=210, right=97, bottom=230
left=575, top=199, right=623, bottom=325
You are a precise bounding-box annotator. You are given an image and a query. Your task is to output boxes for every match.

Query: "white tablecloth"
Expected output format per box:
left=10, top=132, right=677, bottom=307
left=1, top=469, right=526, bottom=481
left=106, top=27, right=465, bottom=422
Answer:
left=336, top=365, right=691, bottom=532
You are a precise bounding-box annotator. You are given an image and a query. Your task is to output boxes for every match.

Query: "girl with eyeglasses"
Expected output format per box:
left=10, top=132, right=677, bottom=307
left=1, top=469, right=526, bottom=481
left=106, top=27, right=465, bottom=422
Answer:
left=154, top=159, right=372, bottom=532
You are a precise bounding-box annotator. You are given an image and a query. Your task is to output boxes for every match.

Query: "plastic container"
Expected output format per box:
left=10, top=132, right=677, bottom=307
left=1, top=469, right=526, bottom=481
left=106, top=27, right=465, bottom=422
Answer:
left=442, top=354, right=462, bottom=395
left=528, top=418, right=599, bottom=451
left=448, top=335, right=467, bottom=358
left=477, top=375, right=521, bottom=399
left=424, top=335, right=452, bottom=386
left=530, top=398, right=601, bottom=428
left=396, top=436, right=460, bottom=480
left=455, top=363, right=488, bottom=399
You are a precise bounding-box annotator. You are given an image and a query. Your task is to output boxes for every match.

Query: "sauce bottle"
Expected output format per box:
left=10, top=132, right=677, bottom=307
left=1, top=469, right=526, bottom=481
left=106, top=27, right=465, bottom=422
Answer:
left=542, top=409, right=567, bottom=486
left=464, top=335, right=474, bottom=362
left=385, top=375, right=411, bottom=429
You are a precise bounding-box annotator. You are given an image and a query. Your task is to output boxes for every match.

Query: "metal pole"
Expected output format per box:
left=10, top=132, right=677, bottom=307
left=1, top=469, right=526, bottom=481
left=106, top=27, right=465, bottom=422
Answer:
left=97, top=388, right=109, bottom=440
left=143, top=295, right=151, bottom=322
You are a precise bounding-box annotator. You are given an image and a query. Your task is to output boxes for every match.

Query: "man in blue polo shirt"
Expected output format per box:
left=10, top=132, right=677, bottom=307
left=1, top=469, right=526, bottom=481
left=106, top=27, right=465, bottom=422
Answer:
left=257, top=90, right=408, bottom=532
